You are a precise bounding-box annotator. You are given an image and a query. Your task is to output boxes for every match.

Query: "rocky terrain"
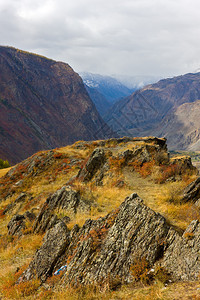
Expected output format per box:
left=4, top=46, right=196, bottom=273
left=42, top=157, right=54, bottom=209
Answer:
left=0, top=46, right=112, bottom=165
left=105, top=72, right=200, bottom=150
left=0, top=137, right=200, bottom=299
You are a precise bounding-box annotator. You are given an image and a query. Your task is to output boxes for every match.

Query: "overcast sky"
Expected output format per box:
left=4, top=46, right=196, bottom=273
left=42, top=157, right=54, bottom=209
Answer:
left=1, top=0, right=200, bottom=77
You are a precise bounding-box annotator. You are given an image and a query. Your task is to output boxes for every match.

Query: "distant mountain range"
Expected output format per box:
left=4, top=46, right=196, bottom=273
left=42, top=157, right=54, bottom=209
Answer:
left=80, top=72, right=134, bottom=104
left=0, top=46, right=112, bottom=164
left=105, top=72, right=200, bottom=150
left=80, top=72, right=162, bottom=118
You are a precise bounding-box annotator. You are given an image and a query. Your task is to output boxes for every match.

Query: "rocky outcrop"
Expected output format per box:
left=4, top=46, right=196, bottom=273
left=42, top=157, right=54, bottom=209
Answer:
left=7, top=214, right=26, bottom=236
left=19, top=192, right=200, bottom=285
left=33, top=186, right=90, bottom=234
left=162, top=220, right=200, bottom=281
left=21, top=193, right=171, bottom=284
left=77, top=148, right=107, bottom=183
left=21, top=221, right=69, bottom=282
left=181, top=177, right=200, bottom=202
left=170, top=156, right=198, bottom=175
left=62, top=193, right=170, bottom=285
left=7, top=211, right=35, bottom=236
left=120, top=143, right=169, bottom=166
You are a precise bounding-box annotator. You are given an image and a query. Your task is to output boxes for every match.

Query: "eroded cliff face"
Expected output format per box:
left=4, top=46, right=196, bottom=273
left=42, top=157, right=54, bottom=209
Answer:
left=0, top=46, right=111, bottom=164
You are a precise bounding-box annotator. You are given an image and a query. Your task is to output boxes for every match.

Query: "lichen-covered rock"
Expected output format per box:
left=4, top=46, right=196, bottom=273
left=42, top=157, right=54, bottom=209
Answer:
left=20, top=192, right=200, bottom=286
left=181, top=177, right=200, bottom=202
left=33, top=186, right=90, bottom=233
left=63, top=193, right=170, bottom=285
left=162, top=220, right=200, bottom=281
left=20, top=221, right=69, bottom=282
left=7, top=211, right=36, bottom=237
left=119, top=143, right=169, bottom=167
left=7, top=214, right=26, bottom=236
left=77, top=148, right=106, bottom=182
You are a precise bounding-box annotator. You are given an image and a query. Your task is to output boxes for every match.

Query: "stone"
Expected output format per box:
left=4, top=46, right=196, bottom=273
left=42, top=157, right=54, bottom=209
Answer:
left=77, top=148, right=106, bottom=182
left=20, top=221, right=69, bottom=282
left=162, top=220, right=200, bottom=281
left=7, top=214, right=26, bottom=236
left=181, top=177, right=200, bottom=202
left=33, top=186, right=90, bottom=234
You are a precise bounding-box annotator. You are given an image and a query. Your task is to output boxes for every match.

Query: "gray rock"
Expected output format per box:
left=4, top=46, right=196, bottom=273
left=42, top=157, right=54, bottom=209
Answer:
left=77, top=148, right=106, bottom=182
left=182, top=177, right=200, bottom=202
left=63, top=193, right=170, bottom=285
left=21, top=221, right=69, bottom=282
left=7, top=214, right=26, bottom=236
left=162, top=220, right=200, bottom=281
left=33, top=186, right=90, bottom=234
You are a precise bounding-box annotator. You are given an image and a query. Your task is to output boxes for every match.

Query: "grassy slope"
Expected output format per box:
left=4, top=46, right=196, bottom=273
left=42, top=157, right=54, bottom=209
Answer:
left=0, top=140, right=199, bottom=299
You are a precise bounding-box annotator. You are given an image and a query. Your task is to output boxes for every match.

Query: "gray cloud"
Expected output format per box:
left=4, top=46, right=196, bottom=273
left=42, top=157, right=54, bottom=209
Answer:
left=1, top=0, right=200, bottom=77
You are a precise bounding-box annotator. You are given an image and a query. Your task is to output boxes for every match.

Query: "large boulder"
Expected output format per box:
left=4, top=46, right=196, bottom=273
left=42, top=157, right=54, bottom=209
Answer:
left=63, top=193, right=170, bottom=285
left=181, top=177, right=200, bottom=202
left=162, top=220, right=200, bottom=281
left=20, top=221, right=69, bottom=282
left=33, top=186, right=90, bottom=233
left=77, top=148, right=106, bottom=182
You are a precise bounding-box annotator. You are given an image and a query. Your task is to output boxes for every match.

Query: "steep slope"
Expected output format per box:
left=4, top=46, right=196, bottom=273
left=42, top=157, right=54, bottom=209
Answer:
left=104, top=72, right=200, bottom=145
left=0, top=46, right=112, bottom=164
left=84, top=85, right=112, bottom=116
left=153, top=100, right=200, bottom=150
left=80, top=72, right=134, bottom=104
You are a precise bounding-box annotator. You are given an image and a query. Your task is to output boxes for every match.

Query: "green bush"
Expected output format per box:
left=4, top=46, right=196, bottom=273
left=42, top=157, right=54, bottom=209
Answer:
left=0, top=159, right=10, bottom=169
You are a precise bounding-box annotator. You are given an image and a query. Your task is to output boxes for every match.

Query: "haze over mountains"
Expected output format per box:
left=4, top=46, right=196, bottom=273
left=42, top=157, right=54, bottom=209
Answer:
left=0, top=46, right=112, bottom=164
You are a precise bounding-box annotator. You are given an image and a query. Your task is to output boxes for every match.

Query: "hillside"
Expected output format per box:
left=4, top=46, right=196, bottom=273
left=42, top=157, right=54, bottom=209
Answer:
left=0, top=137, right=200, bottom=299
left=153, top=100, right=200, bottom=151
left=84, top=85, right=112, bottom=116
left=0, top=46, right=112, bottom=164
left=104, top=72, right=200, bottom=150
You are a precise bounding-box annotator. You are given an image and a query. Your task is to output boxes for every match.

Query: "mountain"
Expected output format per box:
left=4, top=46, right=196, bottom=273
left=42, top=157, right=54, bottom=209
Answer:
left=153, top=100, right=200, bottom=150
left=0, top=46, right=112, bottom=164
left=84, top=85, right=112, bottom=117
left=105, top=72, right=200, bottom=149
left=80, top=72, right=134, bottom=103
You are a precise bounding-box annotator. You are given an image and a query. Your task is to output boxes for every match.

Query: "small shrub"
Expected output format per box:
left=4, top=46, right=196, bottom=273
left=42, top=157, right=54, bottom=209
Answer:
left=138, top=161, right=155, bottom=178
left=155, top=163, right=181, bottom=184
left=0, top=158, right=10, bottom=169
left=130, top=257, right=150, bottom=284
left=154, top=266, right=170, bottom=284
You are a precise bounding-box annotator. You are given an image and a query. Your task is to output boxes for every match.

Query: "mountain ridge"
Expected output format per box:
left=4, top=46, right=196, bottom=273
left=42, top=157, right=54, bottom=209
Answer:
left=0, top=46, right=112, bottom=164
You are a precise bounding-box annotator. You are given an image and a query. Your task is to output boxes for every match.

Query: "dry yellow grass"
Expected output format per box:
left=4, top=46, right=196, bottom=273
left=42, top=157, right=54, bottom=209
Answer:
left=0, top=167, right=11, bottom=178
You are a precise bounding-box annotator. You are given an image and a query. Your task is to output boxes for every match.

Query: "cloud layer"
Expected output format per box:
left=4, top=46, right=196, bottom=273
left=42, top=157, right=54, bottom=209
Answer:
left=1, top=0, right=200, bottom=77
